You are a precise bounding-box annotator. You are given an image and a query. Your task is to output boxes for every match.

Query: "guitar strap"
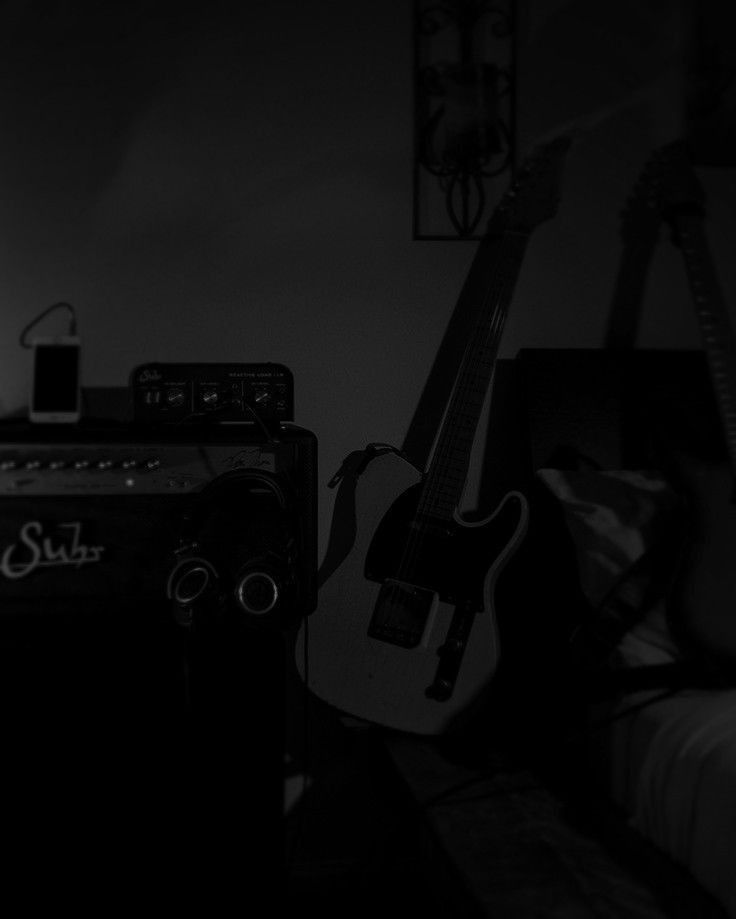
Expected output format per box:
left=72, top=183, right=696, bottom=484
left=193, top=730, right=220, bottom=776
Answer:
left=319, top=443, right=400, bottom=587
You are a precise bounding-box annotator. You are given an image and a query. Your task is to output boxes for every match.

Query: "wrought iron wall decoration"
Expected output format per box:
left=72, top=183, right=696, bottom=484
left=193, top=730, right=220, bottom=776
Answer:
left=413, top=0, right=516, bottom=239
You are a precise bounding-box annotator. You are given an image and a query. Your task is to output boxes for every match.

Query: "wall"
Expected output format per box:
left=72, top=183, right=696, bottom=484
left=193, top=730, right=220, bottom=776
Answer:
left=0, top=1, right=734, bottom=557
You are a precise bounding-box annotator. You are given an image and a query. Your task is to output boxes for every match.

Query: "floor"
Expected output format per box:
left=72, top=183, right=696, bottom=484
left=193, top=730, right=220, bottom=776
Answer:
left=282, top=688, right=727, bottom=919
left=283, top=717, right=479, bottom=916
left=1, top=624, right=724, bottom=916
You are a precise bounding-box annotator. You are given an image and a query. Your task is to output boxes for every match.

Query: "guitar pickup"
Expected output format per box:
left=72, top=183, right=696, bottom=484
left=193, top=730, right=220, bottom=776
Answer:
left=368, top=579, right=438, bottom=648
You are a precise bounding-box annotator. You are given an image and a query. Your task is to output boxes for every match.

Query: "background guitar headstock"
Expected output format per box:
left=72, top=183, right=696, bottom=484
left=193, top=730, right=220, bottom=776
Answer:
left=487, top=135, right=572, bottom=235
left=618, top=140, right=708, bottom=248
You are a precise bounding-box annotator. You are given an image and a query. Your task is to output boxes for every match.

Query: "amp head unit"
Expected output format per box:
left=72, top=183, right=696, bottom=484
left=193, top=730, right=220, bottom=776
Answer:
left=130, top=362, right=294, bottom=425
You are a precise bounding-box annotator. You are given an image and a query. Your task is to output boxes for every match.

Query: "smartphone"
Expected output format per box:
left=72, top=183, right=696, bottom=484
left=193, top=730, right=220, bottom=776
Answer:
left=29, top=336, right=81, bottom=423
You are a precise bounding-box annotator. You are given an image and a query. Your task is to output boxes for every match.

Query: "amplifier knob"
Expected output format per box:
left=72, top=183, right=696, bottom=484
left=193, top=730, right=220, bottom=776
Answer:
left=201, top=388, right=219, bottom=405
left=24, top=460, right=42, bottom=470
left=0, top=460, right=16, bottom=471
left=121, top=459, right=137, bottom=470
left=96, top=459, right=113, bottom=470
left=145, top=458, right=161, bottom=470
left=74, top=459, right=90, bottom=470
left=167, top=389, right=186, bottom=406
left=48, top=460, right=67, bottom=470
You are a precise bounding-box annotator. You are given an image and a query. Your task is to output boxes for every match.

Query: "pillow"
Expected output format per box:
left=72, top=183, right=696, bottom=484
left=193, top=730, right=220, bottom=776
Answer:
left=536, top=468, right=682, bottom=668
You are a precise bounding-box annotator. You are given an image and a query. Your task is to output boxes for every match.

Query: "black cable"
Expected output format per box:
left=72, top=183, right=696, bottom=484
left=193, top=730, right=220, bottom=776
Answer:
left=19, top=301, right=77, bottom=347
left=241, top=399, right=280, bottom=443
left=284, top=613, right=311, bottom=884
left=174, top=393, right=280, bottom=442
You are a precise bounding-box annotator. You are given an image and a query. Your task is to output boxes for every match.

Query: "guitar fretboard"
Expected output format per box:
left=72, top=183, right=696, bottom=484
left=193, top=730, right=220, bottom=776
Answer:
left=418, top=231, right=530, bottom=522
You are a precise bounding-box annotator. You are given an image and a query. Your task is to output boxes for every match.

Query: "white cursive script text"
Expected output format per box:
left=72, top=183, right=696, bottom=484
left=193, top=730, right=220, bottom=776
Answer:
left=0, top=521, right=105, bottom=580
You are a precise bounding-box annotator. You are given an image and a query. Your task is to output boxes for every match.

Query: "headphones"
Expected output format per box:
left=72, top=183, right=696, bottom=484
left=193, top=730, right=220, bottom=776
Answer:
left=166, top=469, right=300, bottom=632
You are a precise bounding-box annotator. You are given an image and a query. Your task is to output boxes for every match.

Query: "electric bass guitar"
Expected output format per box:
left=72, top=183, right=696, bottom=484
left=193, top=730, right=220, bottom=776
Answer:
left=651, top=141, right=736, bottom=681
left=296, top=137, right=571, bottom=734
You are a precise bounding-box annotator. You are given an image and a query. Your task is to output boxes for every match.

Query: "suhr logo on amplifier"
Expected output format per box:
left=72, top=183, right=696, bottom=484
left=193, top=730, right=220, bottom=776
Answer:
left=0, top=520, right=105, bottom=580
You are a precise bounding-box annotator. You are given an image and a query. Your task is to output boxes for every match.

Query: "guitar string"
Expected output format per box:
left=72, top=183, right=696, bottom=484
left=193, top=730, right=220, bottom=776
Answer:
left=384, top=242, right=513, bottom=617
left=420, top=242, right=517, bottom=520
left=382, top=231, right=528, bottom=627
left=422, top=235, right=528, bottom=525
left=427, top=236, right=529, bottom=511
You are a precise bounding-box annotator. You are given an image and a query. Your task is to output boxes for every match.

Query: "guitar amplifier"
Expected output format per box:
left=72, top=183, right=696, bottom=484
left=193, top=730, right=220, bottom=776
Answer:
left=0, top=420, right=316, bottom=895
left=0, top=420, right=317, bottom=709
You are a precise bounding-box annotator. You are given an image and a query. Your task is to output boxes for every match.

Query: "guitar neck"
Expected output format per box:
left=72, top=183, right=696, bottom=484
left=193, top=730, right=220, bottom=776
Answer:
left=411, top=133, right=570, bottom=524
left=675, top=212, right=736, bottom=477
left=418, top=230, right=530, bottom=521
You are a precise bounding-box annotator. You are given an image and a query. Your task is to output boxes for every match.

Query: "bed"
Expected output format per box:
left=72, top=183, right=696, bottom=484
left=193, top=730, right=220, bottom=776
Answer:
left=504, top=348, right=736, bottom=919
left=601, top=633, right=736, bottom=919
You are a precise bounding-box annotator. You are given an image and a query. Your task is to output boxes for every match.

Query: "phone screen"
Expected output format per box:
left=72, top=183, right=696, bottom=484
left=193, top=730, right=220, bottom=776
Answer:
left=32, top=343, right=80, bottom=414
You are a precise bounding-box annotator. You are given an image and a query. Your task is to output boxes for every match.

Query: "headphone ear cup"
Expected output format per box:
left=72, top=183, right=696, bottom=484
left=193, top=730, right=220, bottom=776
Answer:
left=200, top=471, right=299, bottom=628
left=232, top=553, right=295, bottom=628
left=167, top=553, right=219, bottom=628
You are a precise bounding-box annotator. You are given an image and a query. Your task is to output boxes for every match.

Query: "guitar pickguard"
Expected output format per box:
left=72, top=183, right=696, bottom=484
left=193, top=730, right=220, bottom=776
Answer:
left=364, top=483, right=525, bottom=648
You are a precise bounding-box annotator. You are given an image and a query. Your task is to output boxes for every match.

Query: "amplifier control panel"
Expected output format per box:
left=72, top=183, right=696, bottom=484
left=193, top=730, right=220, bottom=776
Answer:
left=0, top=442, right=285, bottom=496
left=0, top=418, right=320, bottom=496
left=131, top=362, right=294, bottom=425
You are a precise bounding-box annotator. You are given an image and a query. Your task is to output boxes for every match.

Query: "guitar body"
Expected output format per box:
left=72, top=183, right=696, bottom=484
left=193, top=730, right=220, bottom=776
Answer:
left=293, top=137, right=569, bottom=731
left=295, top=450, right=528, bottom=734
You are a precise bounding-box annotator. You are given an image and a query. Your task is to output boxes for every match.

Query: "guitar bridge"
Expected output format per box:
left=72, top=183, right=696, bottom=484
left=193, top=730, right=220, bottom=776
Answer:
left=368, top=579, right=438, bottom=648
left=425, top=602, right=477, bottom=702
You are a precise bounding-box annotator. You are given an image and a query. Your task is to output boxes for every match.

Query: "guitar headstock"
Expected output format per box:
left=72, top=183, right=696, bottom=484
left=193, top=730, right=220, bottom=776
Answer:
left=653, top=140, right=706, bottom=223
left=621, top=141, right=706, bottom=243
left=489, top=135, right=572, bottom=234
